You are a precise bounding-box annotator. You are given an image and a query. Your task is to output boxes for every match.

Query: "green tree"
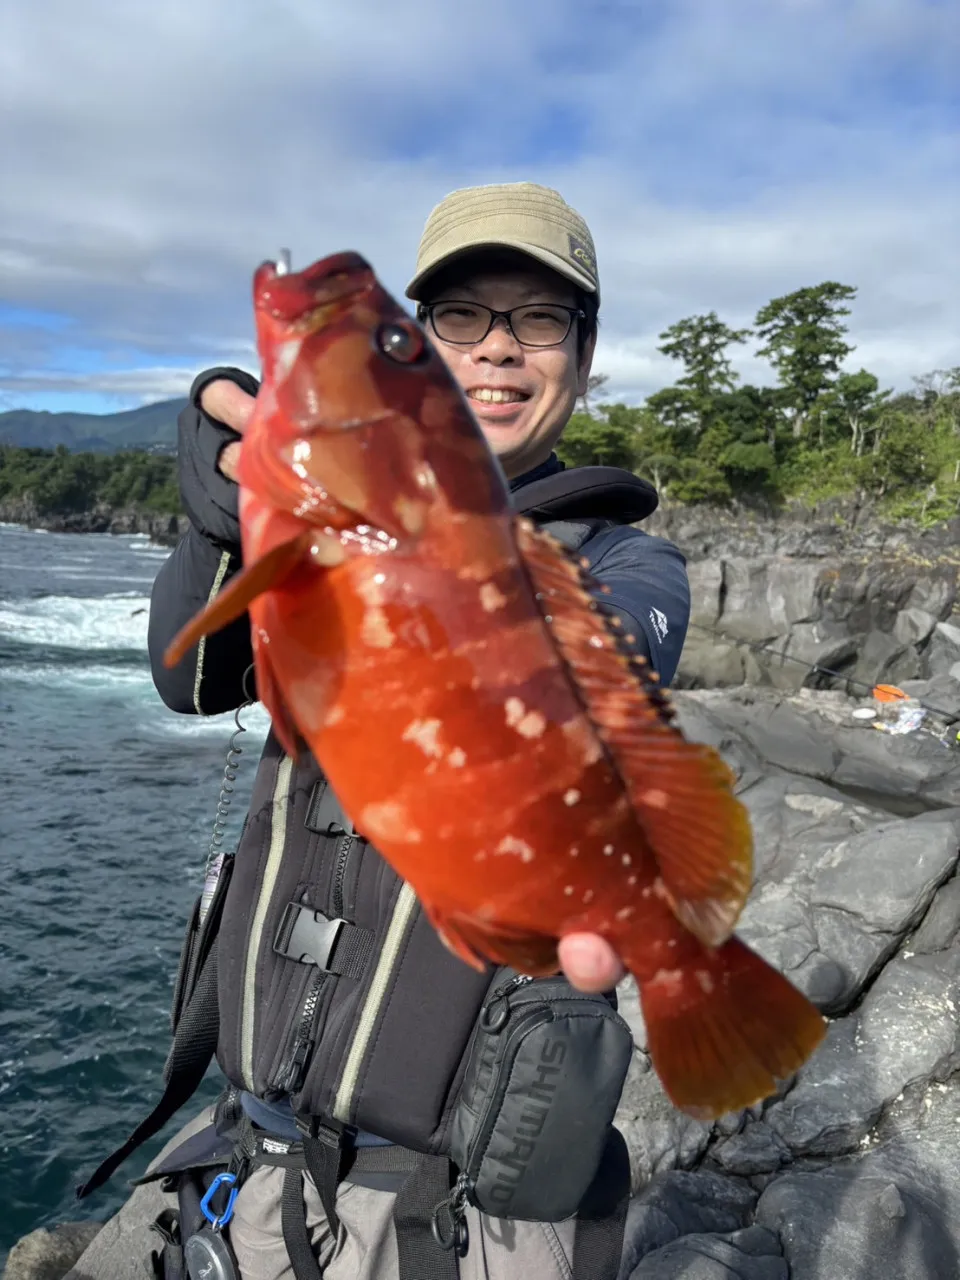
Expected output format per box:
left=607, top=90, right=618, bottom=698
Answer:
left=657, top=311, right=752, bottom=431
left=557, top=408, right=640, bottom=469
left=754, top=282, right=857, bottom=438
left=818, top=369, right=892, bottom=455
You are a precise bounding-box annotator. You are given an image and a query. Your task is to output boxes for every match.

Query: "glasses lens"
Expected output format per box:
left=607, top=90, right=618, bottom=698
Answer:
left=430, top=302, right=489, bottom=344
left=511, top=305, right=573, bottom=347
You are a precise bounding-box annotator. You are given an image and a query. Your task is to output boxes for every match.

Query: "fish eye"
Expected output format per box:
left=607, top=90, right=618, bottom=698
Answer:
left=375, top=322, right=426, bottom=364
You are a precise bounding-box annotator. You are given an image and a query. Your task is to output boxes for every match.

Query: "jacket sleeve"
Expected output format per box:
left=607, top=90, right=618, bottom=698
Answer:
left=147, top=366, right=261, bottom=714
left=585, top=527, right=691, bottom=687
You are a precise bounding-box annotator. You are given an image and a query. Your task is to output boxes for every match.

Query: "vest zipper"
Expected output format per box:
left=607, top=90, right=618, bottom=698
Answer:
left=330, top=830, right=354, bottom=918
left=279, top=968, right=326, bottom=1094
left=276, top=810, right=355, bottom=1094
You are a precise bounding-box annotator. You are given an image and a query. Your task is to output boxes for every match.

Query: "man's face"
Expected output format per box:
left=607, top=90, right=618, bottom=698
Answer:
left=420, top=251, right=596, bottom=480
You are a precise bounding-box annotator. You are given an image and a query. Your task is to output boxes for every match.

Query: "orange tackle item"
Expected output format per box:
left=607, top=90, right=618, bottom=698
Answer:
left=165, top=251, right=826, bottom=1118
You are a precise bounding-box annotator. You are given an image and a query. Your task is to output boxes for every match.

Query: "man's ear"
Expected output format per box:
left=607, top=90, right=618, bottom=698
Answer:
left=576, top=330, right=598, bottom=398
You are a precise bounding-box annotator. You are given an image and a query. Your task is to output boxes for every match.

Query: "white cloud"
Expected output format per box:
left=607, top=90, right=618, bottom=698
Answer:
left=1, top=0, right=957, bottom=409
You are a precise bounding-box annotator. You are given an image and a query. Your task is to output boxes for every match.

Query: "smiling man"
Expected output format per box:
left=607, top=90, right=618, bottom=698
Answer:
left=73, top=184, right=692, bottom=1280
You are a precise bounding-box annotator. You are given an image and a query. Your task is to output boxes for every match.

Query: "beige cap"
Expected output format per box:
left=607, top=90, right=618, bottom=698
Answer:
left=406, top=182, right=599, bottom=303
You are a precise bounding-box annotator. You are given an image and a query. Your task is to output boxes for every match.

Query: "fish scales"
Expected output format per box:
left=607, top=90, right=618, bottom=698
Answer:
left=165, top=250, right=827, bottom=1118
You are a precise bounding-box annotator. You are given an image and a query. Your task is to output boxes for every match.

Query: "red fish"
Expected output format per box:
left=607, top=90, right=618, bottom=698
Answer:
left=165, top=251, right=825, bottom=1119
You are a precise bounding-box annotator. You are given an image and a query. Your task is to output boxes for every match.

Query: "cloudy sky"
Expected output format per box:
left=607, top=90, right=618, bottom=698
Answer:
left=2, top=0, right=957, bottom=414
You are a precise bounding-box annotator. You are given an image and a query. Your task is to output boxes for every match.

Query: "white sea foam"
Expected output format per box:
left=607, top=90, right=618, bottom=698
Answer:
left=0, top=594, right=151, bottom=651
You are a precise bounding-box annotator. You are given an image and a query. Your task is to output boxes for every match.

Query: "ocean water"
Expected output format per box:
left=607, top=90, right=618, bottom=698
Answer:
left=0, top=523, right=270, bottom=1260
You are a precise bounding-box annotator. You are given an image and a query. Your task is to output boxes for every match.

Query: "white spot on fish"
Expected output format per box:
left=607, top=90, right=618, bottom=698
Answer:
left=569, top=845, right=579, bottom=858
left=582, top=889, right=594, bottom=904
left=563, top=789, right=581, bottom=806
left=394, top=495, right=426, bottom=535
left=627, top=875, right=638, bottom=886
left=616, top=906, right=635, bottom=921
left=325, top=704, right=345, bottom=727
left=621, top=854, right=632, bottom=867
left=448, top=747, right=467, bottom=768
left=495, top=836, right=535, bottom=863
left=564, top=885, right=574, bottom=896
left=361, top=607, right=395, bottom=649
left=402, top=718, right=444, bottom=759
left=474, top=850, right=488, bottom=862
left=696, top=970, right=715, bottom=994
left=517, top=711, right=546, bottom=738
left=359, top=802, right=421, bottom=844
left=357, top=575, right=385, bottom=607
left=641, top=789, right=670, bottom=809
left=649, top=966, right=684, bottom=996
left=479, top=582, right=508, bottom=613
left=274, top=338, right=303, bottom=381
left=505, top=697, right=525, bottom=726
left=603, top=844, right=614, bottom=856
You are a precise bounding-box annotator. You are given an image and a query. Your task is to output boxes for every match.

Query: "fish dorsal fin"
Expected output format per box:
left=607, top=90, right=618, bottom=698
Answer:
left=514, top=517, right=753, bottom=948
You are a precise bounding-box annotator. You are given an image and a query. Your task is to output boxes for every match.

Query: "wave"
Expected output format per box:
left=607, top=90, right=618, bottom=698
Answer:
left=0, top=594, right=151, bottom=652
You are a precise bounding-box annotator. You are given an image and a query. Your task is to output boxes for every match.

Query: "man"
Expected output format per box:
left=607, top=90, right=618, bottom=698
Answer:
left=70, top=183, right=691, bottom=1280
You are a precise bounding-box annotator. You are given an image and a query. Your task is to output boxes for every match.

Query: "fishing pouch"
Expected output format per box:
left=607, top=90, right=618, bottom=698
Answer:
left=448, top=972, right=634, bottom=1223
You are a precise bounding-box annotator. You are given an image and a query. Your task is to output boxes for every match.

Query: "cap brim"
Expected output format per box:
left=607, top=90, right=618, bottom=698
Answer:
left=405, top=238, right=598, bottom=302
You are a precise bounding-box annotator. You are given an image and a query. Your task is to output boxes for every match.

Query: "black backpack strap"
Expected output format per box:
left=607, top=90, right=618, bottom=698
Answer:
left=393, top=1156, right=461, bottom=1280
left=282, top=1165, right=324, bottom=1280
left=76, top=941, right=221, bottom=1199
left=571, top=1127, right=631, bottom=1280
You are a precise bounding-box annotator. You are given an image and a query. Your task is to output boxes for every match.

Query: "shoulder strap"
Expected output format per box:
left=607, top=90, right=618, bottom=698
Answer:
left=514, top=465, right=658, bottom=525
left=571, top=1126, right=631, bottom=1280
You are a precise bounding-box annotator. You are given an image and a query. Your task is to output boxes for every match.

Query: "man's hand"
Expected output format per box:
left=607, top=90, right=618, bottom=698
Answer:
left=199, top=379, right=257, bottom=482
left=558, top=933, right=626, bottom=993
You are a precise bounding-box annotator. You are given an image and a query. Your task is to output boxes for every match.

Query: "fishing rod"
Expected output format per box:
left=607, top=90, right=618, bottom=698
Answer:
left=686, top=620, right=960, bottom=724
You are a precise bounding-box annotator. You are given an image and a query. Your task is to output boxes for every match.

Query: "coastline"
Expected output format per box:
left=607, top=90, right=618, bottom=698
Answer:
left=0, top=502, right=188, bottom=548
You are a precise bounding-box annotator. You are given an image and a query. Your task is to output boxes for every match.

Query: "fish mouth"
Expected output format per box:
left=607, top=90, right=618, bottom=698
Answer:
left=257, top=251, right=375, bottom=324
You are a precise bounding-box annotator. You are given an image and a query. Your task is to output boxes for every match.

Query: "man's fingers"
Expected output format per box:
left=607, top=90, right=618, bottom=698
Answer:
left=557, top=933, right=626, bottom=994
left=199, top=379, right=257, bottom=434
left=218, top=441, right=242, bottom=482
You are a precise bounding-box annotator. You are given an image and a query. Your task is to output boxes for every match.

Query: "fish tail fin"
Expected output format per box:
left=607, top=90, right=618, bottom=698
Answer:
left=631, top=934, right=827, bottom=1120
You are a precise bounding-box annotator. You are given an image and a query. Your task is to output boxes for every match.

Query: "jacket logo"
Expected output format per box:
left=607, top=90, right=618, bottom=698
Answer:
left=649, top=607, right=668, bottom=642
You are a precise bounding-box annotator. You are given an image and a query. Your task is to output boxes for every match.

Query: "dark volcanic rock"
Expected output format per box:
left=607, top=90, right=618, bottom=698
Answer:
left=612, top=685, right=960, bottom=1280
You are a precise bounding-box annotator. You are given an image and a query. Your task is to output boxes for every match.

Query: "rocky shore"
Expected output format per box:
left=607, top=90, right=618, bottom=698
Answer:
left=644, top=498, right=960, bottom=693
left=0, top=498, right=188, bottom=546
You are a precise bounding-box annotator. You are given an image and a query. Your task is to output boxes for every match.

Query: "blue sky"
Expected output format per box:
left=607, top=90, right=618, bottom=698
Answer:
left=3, top=0, right=957, bottom=416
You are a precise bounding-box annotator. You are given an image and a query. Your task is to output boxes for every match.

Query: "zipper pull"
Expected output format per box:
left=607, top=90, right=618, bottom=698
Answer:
left=481, top=973, right=533, bottom=1032
left=431, top=1173, right=470, bottom=1255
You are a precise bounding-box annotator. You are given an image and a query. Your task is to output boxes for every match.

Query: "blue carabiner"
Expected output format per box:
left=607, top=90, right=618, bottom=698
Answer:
left=200, top=1171, right=240, bottom=1230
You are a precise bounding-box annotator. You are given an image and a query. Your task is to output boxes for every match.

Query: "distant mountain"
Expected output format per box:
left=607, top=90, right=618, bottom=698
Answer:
left=0, top=397, right=188, bottom=453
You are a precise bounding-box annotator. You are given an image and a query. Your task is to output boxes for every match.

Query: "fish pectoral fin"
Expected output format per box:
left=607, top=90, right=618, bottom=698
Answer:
left=425, top=902, right=560, bottom=976
left=162, top=531, right=313, bottom=669
left=514, top=518, right=753, bottom=949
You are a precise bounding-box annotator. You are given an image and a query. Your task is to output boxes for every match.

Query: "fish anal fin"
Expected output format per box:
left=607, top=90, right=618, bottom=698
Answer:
left=163, top=532, right=313, bottom=670
left=632, top=934, right=827, bottom=1119
left=423, top=901, right=559, bottom=976
left=514, top=518, right=753, bottom=947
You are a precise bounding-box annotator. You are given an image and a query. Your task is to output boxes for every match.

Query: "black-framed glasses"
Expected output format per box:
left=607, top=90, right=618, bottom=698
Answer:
left=417, top=300, right=585, bottom=348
